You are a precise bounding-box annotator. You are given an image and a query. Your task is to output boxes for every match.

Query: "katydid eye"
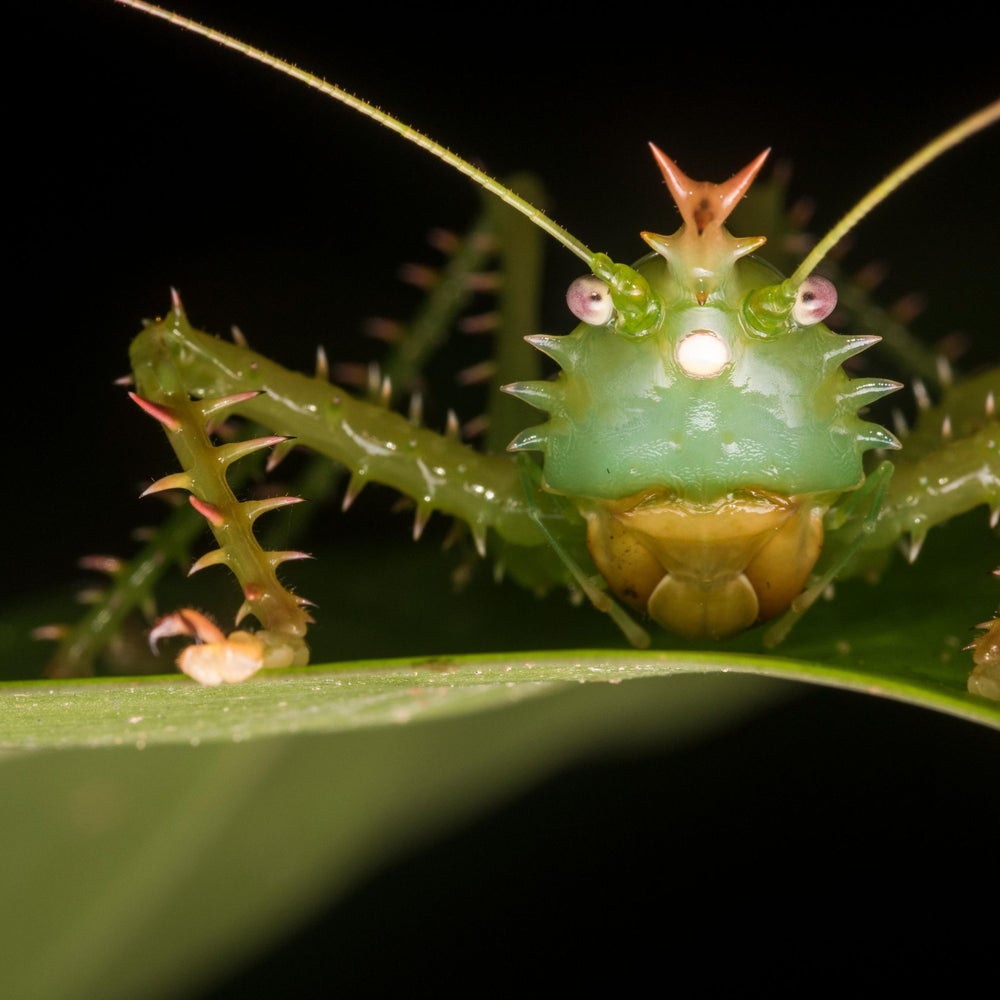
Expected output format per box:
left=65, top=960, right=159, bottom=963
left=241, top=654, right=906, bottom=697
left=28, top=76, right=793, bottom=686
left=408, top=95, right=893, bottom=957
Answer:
left=567, top=275, right=614, bottom=325
left=792, top=275, right=837, bottom=325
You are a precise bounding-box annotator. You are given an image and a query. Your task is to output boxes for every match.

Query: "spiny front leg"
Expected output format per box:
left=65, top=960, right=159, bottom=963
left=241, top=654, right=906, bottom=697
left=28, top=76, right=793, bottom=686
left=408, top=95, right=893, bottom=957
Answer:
left=38, top=199, right=536, bottom=679
left=848, top=368, right=999, bottom=700
left=131, top=291, right=312, bottom=684
left=867, top=369, right=999, bottom=560
left=822, top=368, right=999, bottom=578
left=126, top=292, right=570, bottom=683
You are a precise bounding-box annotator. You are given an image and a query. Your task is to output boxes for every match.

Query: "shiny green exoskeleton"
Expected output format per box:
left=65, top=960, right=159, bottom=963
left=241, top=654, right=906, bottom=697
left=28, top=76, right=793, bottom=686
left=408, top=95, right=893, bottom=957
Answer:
left=506, top=149, right=899, bottom=639
left=41, top=2, right=997, bottom=693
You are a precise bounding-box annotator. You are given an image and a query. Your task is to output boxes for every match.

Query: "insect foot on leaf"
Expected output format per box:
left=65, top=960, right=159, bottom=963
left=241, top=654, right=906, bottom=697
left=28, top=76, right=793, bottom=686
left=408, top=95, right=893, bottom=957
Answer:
left=966, top=569, right=1000, bottom=701
left=148, top=609, right=308, bottom=686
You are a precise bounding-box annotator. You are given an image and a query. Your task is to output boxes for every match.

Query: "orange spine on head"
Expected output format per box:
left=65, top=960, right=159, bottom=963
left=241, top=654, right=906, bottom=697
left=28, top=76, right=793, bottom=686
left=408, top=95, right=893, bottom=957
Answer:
left=642, top=146, right=770, bottom=304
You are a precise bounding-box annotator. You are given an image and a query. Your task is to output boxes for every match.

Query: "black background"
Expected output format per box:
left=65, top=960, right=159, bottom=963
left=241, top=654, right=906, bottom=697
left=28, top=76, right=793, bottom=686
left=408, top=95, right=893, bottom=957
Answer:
left=13, top=3, right=1000, bottom=599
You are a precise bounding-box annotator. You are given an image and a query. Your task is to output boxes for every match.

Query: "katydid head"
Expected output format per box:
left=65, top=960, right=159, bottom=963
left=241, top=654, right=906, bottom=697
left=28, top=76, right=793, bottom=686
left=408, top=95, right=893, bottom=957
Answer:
left=642, top=145, right=771, bottom=307
left=516, top=145, right=897, bottom=508
left=530, top=95, right=995, bottom=506
left=565, top=146, right=841, bottom=352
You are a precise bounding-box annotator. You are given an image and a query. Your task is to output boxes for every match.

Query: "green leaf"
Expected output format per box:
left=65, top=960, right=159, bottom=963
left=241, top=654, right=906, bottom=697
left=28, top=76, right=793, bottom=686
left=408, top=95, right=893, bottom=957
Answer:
left=1, top=505, right=997, bottom=998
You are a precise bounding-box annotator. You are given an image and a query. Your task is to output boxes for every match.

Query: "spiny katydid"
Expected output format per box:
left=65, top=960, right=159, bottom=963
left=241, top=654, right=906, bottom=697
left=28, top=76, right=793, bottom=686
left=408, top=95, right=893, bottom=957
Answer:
left=39, top=2, right=999, bottom=698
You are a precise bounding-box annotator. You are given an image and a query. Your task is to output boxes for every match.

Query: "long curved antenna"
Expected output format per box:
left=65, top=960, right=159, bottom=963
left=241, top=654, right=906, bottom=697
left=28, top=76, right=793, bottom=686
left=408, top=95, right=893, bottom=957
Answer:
left=790, top=98, right=1000, bottom=286
left=116, top=4, right=1000, bottom=296
left=115, top=0, right=596, bottom=265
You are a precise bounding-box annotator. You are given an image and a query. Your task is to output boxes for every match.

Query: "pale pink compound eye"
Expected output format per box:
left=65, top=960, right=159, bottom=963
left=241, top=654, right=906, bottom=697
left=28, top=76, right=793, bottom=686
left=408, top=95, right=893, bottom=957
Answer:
left=566, top=275, right=614, bottom=325
left=791, top=275, right=838, bottom=325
